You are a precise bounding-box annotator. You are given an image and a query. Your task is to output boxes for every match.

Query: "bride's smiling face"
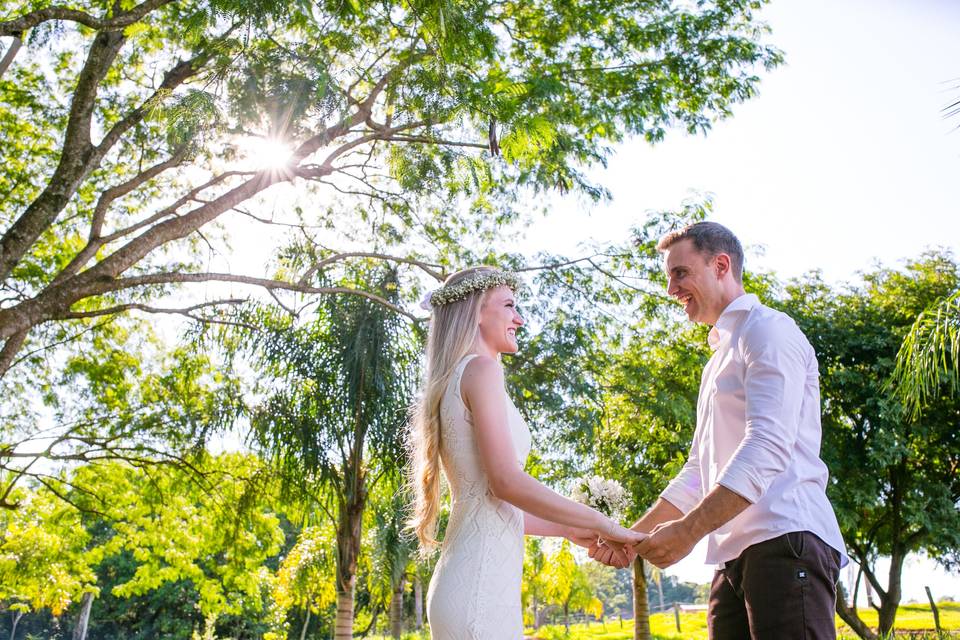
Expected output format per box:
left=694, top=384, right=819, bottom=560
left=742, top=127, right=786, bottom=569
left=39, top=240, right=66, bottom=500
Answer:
left=477, top=285, right=524, bottom=354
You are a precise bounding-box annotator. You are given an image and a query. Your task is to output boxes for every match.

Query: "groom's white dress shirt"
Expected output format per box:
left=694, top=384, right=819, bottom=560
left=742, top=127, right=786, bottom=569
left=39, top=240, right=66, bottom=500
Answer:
left=660, top=293, right=848, bottom=567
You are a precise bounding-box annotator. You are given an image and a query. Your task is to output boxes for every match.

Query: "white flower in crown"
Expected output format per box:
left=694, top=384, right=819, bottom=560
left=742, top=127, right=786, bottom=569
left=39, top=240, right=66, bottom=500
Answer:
left=571, top=475, right=629, bottom=519
left=424, top=270, right=521, bottom=309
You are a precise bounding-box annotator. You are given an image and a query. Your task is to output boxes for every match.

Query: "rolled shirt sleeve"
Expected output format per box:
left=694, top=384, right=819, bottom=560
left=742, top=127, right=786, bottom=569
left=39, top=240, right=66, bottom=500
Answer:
left=715, top=318, right=807, bottom=504
left=660, top=428, right=704, bottom=514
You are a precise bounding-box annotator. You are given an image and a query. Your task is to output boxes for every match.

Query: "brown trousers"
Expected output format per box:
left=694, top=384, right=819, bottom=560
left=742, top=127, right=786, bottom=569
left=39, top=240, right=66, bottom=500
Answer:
left=708, top=531, right=841, bottom=640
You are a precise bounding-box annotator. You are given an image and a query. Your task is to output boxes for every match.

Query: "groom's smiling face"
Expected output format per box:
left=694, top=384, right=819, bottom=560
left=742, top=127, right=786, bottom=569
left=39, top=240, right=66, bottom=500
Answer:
left=663, top=238, right=725, bottom=325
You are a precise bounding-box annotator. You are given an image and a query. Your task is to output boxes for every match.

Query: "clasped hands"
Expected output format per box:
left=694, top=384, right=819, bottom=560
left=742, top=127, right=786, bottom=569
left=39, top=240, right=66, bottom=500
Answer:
left=587, top=519, right=698, bottom=570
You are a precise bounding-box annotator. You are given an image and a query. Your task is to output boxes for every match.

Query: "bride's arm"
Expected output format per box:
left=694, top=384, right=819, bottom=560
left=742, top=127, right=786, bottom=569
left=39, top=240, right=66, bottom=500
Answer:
left=524, top=512, right=568, bottom=537
left=461, top=356, right=642, bottom=545
left=524, top=512, right=598, bottom=548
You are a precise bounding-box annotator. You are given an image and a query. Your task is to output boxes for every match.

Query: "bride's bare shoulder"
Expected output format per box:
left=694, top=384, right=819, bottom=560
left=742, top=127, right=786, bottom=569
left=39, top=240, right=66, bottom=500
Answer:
left=460, top=355, right=504, bottom=397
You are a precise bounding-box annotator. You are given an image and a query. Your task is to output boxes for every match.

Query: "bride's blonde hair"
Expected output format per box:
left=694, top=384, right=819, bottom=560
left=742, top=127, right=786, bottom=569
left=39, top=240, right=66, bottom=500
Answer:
left=407, top=266, right=502, bottom=550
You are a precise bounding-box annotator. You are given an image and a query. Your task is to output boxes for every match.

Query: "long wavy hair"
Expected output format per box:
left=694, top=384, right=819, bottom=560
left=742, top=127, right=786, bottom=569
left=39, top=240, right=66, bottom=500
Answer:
left=407, top=266, right=500, bottom=551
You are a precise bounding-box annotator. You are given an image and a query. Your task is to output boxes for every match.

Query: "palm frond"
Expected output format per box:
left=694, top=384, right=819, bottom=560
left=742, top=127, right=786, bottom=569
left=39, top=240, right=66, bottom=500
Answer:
left=889, top=289, right=960, bottom=417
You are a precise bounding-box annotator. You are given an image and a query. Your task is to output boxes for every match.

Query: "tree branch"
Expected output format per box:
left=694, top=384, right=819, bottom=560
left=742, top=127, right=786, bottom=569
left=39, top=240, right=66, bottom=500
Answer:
left=93, top=149, right=189, bottom=235
left=0, top=34, right=23, bottom=79
left=0, top=329, right=28, bottom=378
left=0, top=0, right=175, bottom=37
left=298, top=252, right=445, bottom=285
left=63, top=298, right=246, bottom=321
left=7, top=319, right=112, bottom=373
left=849, top=540, right=887, bottom=601
left=97, top=272, right=421, bottom=322
left=292, top=52, right=426, bottom=163
left=50, top=148, right=192, bottom=287
left=0, top=28, right=127, bottom=281
left=96, top=43, right=223, bottom=156
left=386, top=135, right=488, bottom=150
left=0, top=30, right=222, bottom=284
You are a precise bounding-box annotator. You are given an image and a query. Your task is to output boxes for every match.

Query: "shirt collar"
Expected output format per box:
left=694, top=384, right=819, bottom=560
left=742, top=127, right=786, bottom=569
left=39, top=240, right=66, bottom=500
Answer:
left=707, top=293, right=759, bottom=350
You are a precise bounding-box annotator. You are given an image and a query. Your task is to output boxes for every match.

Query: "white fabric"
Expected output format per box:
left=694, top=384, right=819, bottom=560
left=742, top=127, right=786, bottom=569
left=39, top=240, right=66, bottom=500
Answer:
left=660, top=294, right=848, bottom=567
left=427, top=354, right=532, bottom=639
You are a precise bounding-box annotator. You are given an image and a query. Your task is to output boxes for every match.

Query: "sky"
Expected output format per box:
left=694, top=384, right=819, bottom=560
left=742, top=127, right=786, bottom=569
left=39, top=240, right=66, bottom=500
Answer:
left=555, top=0, right=960, bottom=604
left=532, top=0, right=960, bottom=286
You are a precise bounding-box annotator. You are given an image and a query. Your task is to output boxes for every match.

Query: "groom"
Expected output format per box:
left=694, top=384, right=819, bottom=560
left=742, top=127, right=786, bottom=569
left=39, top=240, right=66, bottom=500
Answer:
left=593, top=222, right=847, bottom=639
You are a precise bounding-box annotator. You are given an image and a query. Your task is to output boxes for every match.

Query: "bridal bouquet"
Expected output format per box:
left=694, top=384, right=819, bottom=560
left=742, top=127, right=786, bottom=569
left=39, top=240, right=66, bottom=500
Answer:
left=571, top=475, right=629, bottom=520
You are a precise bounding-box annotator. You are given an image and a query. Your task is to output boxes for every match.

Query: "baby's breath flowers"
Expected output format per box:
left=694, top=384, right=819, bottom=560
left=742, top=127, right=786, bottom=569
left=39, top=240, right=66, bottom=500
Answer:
left=424, top=270, right=521, bottom=309
left=571, top=475, right=630, bottom=520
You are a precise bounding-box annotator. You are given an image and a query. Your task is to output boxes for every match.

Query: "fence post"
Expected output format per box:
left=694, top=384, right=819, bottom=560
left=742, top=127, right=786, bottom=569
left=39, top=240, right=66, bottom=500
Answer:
left=925, top=586, right=943, bottom=639
left=673, top=602, right=681, bottom=633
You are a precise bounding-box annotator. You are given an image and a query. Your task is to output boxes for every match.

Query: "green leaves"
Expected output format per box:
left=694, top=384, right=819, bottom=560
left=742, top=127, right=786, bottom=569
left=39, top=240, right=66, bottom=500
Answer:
left=0, top=486, right=97, bottom=616
left=500, top=116, right=558, bottom=169
left=890, top=289, right=960, bottom=418
left=161, top=88, right=222, bottom=151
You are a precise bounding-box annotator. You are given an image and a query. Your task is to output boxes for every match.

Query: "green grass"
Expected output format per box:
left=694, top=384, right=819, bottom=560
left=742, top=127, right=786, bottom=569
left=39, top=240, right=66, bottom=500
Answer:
left=836, top=601, right=960, bottom=633
left=369, top=603, right=960, bottom=640
left=518, top=603, right=960, bottom=640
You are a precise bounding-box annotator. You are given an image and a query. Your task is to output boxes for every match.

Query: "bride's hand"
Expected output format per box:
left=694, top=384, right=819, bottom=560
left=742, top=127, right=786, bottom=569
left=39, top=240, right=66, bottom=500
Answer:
left=600, top=519, right=649, bottom=547
left=564, top=526, right=601, bottom=550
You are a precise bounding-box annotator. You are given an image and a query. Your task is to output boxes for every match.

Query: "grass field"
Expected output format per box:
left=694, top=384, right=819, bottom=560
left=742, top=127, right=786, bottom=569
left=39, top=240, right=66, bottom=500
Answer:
left=373, top=602, right=960, bottom=639
left=520, top=602, right=960, bottom=639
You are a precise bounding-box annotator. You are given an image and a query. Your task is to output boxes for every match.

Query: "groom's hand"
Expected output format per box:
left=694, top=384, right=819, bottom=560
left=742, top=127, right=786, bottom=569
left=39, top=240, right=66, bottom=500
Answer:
left=633, top=519, right=698, bottom=569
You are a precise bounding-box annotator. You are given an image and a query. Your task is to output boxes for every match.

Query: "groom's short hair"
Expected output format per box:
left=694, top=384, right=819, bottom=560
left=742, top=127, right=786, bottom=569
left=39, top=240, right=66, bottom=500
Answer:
left=657, top=221, right=744, bottom=283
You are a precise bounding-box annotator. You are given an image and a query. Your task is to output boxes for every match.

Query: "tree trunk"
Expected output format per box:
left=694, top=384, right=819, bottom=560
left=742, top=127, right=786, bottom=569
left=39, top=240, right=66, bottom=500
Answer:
left=835, top=582, right=878, bottom=640
left=335, top=589, right=354, bottom=640
left=334, top=452, right=367, bottom=640
left=633, top=556, right=651, bottom=640
left=10, top=610, right=23, bottom=640
left=390, top=575, right=406, bottom=639
left=414, top=574, right=423, bottom=629
left=533, top=598, right=540, bottom=630
left=299, top=607, right=311, bottom=640
left=877, top=550, right=905, bottom=638
left=656, top=574, right=665, bottom=613
left=563, top=602, right=570, bottom=632
left=72, top=591, right=94, bottom=640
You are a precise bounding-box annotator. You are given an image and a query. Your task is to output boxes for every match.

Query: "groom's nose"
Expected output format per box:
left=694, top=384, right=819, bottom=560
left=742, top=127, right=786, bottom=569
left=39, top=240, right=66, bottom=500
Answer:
left=666, top=277, right=678, bottom=296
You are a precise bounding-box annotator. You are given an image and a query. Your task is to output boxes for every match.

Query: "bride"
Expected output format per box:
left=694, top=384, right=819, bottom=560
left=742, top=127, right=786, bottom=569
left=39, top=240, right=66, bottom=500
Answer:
left=408, top=266, right=645, bottom=639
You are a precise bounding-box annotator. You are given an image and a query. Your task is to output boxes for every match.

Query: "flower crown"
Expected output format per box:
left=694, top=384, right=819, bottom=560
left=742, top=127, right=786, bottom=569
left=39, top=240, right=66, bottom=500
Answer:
left=421, top=270, right=521, bottom=310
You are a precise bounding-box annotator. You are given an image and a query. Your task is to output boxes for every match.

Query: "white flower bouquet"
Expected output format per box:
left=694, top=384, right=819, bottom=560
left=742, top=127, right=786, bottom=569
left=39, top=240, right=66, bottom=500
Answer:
left=571, top=475, right=629, bottom=520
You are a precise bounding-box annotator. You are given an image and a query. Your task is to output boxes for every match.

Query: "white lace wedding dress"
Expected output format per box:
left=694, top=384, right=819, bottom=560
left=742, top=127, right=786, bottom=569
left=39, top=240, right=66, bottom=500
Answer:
left=426, top=354, right=532, bottom=639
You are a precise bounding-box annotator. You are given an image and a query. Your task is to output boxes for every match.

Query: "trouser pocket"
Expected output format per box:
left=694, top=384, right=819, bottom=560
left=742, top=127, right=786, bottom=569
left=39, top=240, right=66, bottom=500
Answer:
left=785, top=530, right=806, bottom=559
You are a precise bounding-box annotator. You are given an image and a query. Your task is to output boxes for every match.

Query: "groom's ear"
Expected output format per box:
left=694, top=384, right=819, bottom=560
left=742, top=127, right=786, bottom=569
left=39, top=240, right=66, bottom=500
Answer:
left=715, top=253, right=731, bottom=278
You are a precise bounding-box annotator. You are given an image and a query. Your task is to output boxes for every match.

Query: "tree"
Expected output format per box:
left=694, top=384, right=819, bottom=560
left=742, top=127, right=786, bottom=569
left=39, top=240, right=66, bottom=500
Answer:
left=0, top=482, right=97, bottom=634
left=778, top=251, right=960, bottom=639
left=522, top=537, right=551, bottom=629
left=366, top=479, right=417, bottom=639
left=581, top=560, right=631, bottom=623
left=241, top=267, right=415, bottom=639
left=0, top=0, right=781, bottom=383
left=0, top=322, right=244, bottom=510
left=542, top=540, right=595, bottom=632
left=2, top=453, right=285, bottom=639
left=268, top=524, right=338, bottom=640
